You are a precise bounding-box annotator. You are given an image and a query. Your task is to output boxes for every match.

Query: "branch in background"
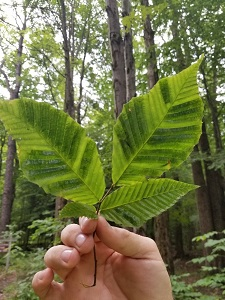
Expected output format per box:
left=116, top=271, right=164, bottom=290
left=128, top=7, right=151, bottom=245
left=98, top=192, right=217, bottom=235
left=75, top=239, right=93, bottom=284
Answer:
left=29, top=46, right=65, bottom=78
left=0, top=60, right=13, bottom=96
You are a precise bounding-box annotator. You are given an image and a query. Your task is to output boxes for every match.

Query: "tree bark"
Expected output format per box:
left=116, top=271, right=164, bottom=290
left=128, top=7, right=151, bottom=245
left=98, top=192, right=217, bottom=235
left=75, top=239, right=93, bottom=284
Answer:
left=106, top=0, right=127, bottom=117
left=0, top=13, right=26, bottom=234
left=77, top=10, right=91, bottom=125
left=199, top=122, right=225, bottom=232
left=59, top=0, right=75, bottom=119
left=172, top=174, right=185, bottom=259
left=174, top=219, right=185, bottom=258
left=0, top=137, right=16, bottom=233
left=201, top=63, right=223, bottom=151
left=141, top=0, right=159, bottom=89
left=169, top=2, right=216, bottom=256
left=190, top=19, right=225, bottom=234
left=141, top=0, right=174, bottom=273
left=191, top=144, right=214, bottom=233
left=55, top=0, right=76, bottom=215
left=122, top=0, right=136, bottom=101
left=154, top=212, right=174, bottom=274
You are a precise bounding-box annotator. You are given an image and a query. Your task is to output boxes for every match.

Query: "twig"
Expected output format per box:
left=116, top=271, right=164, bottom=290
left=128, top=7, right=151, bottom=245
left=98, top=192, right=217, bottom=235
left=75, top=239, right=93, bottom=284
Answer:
left=82, top=184, right=114, bottom=287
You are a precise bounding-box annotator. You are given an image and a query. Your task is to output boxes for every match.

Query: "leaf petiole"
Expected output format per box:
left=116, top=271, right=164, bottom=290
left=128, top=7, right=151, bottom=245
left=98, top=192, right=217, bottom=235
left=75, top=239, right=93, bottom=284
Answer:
left=82, top=184, right=114, bottom=287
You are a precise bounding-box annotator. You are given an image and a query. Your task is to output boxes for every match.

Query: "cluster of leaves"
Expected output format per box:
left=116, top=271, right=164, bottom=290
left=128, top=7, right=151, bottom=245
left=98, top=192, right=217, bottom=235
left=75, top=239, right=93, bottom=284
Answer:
left=172, top=230, right=225, bottom=300
left=192, top=231, right=225, bottom=296
left=28, top=216, right=71, bottom=246
left=0, top=57, right=203, bottom=226
left=171, top=273, right=205, bottom=300
left=2, top=247, right=45, bottom=300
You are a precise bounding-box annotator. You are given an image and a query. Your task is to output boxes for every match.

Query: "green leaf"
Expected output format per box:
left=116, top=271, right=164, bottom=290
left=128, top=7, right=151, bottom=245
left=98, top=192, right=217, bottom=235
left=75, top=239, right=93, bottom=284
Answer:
left=101, top=179, right=197, bottom=227
left=60, top=202, right=97, bottom=219
left=0, top=99, right=105, bottom=204
left=112, top=56, right=204, bottom=185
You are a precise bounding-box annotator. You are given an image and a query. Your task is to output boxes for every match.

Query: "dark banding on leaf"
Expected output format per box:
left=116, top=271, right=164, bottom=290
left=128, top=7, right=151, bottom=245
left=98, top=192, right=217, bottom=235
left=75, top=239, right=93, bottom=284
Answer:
left=159, top=78, right=170, bottom=104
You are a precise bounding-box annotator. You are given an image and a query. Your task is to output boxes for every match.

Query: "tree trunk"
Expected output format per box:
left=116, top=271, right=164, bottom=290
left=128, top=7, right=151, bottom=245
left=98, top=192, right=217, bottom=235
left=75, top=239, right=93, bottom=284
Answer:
left=55, top=0, right=76, bottom=215
left=0, top=128, right=6, bottom=177
left=141, top=0, right=174, bottom=273
left=170, top=3, right=186, bottom=72
left=59, top=0, right=75, bottom=119
left=191, top=145, right=214, bottom=232
left=77, top=15, right=90, bottom=125
left=122, top=0, right=136, bottom=101
left=154, top=212, right=174, bottom=274
left=0, top=137, right=16, bottom=233
left=199, top=122, right=225, bottom=232
left=201, top=63, right=223, bottom=151
left=0, top=14, right=26, bottom=234
left=106, top=0, right=127, bottom=117
left=191, top=144, right=214, bottom=257
left=174, top=219, right=185, bottom=258
left=172, top=174, right=185, bottom=258
left=190, top=24, right=225, bottom=234
left=141, top=0, right=159, bottom=89
left=169, top=3, right=216, bottom=256
left=201, top=68, right=225, bottom=231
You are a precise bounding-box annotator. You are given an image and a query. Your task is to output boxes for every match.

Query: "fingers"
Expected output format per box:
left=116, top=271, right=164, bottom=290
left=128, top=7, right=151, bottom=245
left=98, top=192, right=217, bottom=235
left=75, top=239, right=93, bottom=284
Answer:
left=61, top=223, right=95, bottom=254
left=96, top=216, right=162, bottom=260
left=32, top=219, right=98, bottom=298
left=43, top=222, right=96, bottom=280
left=79, top=216, right=98, bottom=234
left=32, top=268, right=56, bottom=299
left=44, top=245, right=81, bottom=280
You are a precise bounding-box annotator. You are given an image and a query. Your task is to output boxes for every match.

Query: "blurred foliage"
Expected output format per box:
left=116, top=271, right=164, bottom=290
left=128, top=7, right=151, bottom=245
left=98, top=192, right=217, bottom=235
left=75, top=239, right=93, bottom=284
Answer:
left=172, top=230, right=225, bottom=299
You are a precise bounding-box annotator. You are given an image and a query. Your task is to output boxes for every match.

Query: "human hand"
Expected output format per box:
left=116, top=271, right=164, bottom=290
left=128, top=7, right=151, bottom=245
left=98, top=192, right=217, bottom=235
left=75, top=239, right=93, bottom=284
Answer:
left=32, top=216, right=173, bottom=300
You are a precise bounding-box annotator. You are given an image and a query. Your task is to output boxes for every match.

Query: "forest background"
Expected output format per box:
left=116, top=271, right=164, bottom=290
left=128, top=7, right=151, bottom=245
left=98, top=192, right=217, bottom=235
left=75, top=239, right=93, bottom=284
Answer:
left=0, top=0, right=225, bottom=299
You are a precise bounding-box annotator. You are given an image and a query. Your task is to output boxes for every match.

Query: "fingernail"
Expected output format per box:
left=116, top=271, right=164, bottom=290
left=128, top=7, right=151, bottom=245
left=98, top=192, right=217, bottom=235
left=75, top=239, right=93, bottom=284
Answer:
left=75, top=233, right=87, bottom=247
left=38, top=270, right=46, bottom=280
left=61, top=249, right=73, bottom=263
left=80, top=217, right=89, bottom=229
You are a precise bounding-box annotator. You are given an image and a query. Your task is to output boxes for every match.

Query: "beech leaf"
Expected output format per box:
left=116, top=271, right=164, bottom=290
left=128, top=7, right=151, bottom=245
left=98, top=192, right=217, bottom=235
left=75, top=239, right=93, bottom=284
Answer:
left=112, top=56, right=204, bottom=185
left=0, top=99, right=105, bottom=204
left=101, top=179, right=197, bottom=227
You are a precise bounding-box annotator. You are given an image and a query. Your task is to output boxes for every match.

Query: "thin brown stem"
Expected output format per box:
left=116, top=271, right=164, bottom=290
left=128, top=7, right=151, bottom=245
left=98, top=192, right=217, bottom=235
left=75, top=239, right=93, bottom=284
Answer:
left=82, top=241, right=97, bottom=287
left=82, top=184, right=114, bottom=287
left=96, top=184, right=114, bottom=214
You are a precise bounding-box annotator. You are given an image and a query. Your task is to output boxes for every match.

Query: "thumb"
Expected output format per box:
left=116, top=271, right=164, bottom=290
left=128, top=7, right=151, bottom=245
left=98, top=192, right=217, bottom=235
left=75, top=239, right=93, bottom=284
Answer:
left=96, top=216, right=162, bottom=260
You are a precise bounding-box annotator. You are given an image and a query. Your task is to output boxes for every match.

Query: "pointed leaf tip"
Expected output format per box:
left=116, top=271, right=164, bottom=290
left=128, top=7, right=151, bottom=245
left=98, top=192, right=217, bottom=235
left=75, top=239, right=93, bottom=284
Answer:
left=101, top=179, right=197, bottom=227
left=0, top=99, right=105, bottom=204
left=112, top=59, right=203, bottom=186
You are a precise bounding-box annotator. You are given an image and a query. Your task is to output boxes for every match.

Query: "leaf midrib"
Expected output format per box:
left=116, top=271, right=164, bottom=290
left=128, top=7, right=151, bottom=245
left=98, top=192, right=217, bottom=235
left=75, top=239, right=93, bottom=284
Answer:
left=102, top=182, right=193, bottom=210
left=115, top=70, right=197, bottom=184
left=13, top=104, right=101, bottom=202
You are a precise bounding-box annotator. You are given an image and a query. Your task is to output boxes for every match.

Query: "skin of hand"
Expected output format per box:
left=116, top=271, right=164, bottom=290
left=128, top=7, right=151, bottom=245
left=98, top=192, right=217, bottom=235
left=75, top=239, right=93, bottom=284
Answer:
left=32, top=216, right=173, bottom=300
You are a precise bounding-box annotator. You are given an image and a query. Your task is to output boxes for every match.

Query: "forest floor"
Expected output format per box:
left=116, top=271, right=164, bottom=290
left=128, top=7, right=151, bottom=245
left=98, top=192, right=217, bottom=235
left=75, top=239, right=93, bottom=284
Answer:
left=174, top=258, right=223, bottom=298
left=0, top=269, right=17, bottom=300
left=0, top=259, right=223, bottom=299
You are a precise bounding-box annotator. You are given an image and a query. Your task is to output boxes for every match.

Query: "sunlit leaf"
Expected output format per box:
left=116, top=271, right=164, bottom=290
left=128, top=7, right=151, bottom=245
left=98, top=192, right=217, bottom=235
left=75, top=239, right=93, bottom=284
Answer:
left=60, top=202, right=97, bottom=219
left=101, top=179, right=197, bottom=227
left=0, top=99, right=105, bottom=204
left=112, top=56, right=204, bottom=185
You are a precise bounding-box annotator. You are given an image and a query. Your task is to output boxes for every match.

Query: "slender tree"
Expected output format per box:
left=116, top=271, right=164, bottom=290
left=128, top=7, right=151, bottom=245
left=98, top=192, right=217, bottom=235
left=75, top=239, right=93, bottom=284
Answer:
left=141, top=0, right=159, bottom=89
left=106, top=0, right=127, bottom=117
left=122, top=0, right=136, bottom=100
left=191, top=144, right=214, bottom=256
left=0, top=4, right=27, bottom=233
left=54, top=0, right=96, bottom=215
left=141, top=0, right=174, bottom=274
left=154, top=0, right=225, bottom=238
left=58, top=0, right=75, bottom=118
